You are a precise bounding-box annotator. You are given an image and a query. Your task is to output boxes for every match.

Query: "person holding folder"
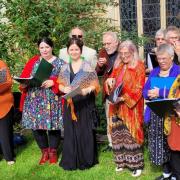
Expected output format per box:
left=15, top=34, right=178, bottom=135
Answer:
left=145, top=29, right=166, bottom=75
left=143, top=44, right=180, bottom=180
left=105, top=40, right=145, bottom=177
left=0, top=60, right=15, bottom=165
left=19, top=37, right=64, bottom=165
left=58, top=37, right=100, bottom=170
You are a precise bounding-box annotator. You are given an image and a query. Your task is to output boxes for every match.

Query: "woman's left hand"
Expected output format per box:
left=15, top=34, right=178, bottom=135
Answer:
left=81, top=86, right=95, bottom=96
left=148, top=87, right=159, bottom=99
left=41, top=80, right=54, bottom=88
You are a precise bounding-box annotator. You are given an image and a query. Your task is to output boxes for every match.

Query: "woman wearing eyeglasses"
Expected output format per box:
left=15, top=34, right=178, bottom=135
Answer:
left=105, top=40, right=145, bottom=177
left=143, top=44, right=180, bottom=180
left=145, top=29, right=166, bottom=75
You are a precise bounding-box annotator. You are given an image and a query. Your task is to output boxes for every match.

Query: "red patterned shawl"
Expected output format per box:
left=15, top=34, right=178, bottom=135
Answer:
left=108, top=60, right=145, bottom=145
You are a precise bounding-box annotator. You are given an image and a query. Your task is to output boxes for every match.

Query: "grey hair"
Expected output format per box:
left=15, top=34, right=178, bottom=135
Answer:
left=69, top=27, right=84, bottom=38
left=156, top=43, right=174, bottom=57
left=103, top=31, right=118, bottom=42
left=165, top=26, right=180, bottom=40
left=155, top=29, right=165, bottom=38
left=118, top=40, right=140, bottom=61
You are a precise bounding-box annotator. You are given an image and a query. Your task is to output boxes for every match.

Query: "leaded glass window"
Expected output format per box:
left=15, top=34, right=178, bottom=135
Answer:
left=120, top=0, right=137, bottom=32
left=166, top=0, right=180, bottom=27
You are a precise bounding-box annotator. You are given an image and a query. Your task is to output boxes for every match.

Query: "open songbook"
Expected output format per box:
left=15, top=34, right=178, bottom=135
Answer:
left=14, top=58, right=53, bottom=87
left=107, top=82, right=123, bottom=104
left=146, top=98, right=180, bottom=117
left=61, top=86, right=81, bottom=100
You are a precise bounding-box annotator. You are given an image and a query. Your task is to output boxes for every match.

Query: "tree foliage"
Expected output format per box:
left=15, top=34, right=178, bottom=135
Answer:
left=0, top=0, right=117, bottom=73
left=0, top=0, right=147, bottom=74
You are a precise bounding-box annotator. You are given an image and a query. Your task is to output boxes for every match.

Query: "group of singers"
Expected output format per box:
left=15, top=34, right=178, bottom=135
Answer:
left=0, top=26, right=179, bottom=180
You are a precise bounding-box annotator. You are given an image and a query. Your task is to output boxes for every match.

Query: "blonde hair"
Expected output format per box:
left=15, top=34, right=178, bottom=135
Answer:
left=118, top=40, right=140, bottom=61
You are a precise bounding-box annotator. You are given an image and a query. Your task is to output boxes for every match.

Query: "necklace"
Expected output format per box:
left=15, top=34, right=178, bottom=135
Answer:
left=159, top=69, right=170, bottom=77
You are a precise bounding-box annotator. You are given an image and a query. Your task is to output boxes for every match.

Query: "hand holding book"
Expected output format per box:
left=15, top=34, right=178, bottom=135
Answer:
left=41, top=79, right=54, bottom=88
left=14, top=58, right=53, bottom=87
left=105, top=77, right=123, bottom=104
left=105, top=78, right=116, bottom=95
left=147, top=87, right=159, bottom=99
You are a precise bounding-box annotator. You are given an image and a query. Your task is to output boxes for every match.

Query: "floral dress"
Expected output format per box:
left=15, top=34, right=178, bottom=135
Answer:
left=22, top=57, right=64, bottom=130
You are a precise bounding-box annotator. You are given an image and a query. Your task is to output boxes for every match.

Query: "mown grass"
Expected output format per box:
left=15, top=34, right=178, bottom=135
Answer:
left=0, top=132, right=161, bottom=180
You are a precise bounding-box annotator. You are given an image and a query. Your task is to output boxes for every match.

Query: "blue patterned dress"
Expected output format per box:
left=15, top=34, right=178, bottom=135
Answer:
left=22, top=57, right=64, bottom=130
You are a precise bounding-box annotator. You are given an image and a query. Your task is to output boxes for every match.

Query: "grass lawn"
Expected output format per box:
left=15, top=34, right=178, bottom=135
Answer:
left=0, top=131, right=161, bottom=180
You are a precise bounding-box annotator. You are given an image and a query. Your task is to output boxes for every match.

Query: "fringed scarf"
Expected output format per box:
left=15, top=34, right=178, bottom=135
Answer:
left=58, top=61, right=100, bottom=121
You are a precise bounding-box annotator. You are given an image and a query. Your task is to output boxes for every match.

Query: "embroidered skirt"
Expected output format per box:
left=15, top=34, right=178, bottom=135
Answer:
left=111, top=118, right=144, bottom=170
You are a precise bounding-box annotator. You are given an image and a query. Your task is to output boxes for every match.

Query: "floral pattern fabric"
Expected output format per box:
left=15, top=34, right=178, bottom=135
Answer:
left=22, top=57, right=64, bottom=130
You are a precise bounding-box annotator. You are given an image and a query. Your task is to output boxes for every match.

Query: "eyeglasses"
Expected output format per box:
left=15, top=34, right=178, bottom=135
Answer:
left=169, top=36, right=179, bottom=40
left=72, top=35, right=83, bottom=38
left=156, top=38, right=165, bottom=41
left=103, top=42, right=112, bottom=46
left=119, top=52, right=131, bottom=57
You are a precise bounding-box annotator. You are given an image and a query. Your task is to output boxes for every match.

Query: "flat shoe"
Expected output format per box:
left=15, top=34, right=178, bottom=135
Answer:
left=115, top=167, right=123, bottom=172
left=7, top=161, right=15, bottom=165
left=132, top=169, right=142, bottom=177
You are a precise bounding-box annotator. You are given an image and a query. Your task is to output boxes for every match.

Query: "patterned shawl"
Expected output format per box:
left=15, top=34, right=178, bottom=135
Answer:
left=107, top=61, right=145, bottom=145
left=58, top=61, right=100, bottom=120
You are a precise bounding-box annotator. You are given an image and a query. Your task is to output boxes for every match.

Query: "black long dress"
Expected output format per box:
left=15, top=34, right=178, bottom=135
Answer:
left=59, top=65, right=98, bottom=170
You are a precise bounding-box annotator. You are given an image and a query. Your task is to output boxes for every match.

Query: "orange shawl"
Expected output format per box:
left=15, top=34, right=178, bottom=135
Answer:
left=108, top=60, right=145, bottom=145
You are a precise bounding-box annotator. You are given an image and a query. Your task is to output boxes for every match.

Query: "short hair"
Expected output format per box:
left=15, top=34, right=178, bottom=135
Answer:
left=103, top=31, right=118, bottom=42
left=67, top=37, right=84, bottom=53
left=69, top=27, right=84, bottom=38
left=118, top=40, right=140, bottom=61
left=156, top=43, right=174, bottom=57
left=165, top=26, right=180, bottom=40
left=155, top=29, right=165, bottom=38
left=37, top=37, right=54, bottom=48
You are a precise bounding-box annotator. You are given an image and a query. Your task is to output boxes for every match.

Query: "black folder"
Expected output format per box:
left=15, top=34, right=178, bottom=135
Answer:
left=107, top=82, right=123, bottom=103
left=146, top=98, right=180, bottom=117
left=146, top=52, right=159, bottom=69
left=14, top=58, right=54, bottom=87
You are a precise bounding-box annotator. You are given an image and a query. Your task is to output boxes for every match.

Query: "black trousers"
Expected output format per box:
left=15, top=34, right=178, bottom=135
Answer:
left=32, top=129, right=61, bottom=149
left=0, top=107, right=14, bottom=161
left=171, top=151, right=180, bottom=180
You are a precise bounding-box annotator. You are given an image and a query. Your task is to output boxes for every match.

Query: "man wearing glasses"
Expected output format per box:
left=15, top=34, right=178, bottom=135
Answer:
left=96, top=31, right=119, bottom=152
left=59, top=27, right=97, bottom=69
